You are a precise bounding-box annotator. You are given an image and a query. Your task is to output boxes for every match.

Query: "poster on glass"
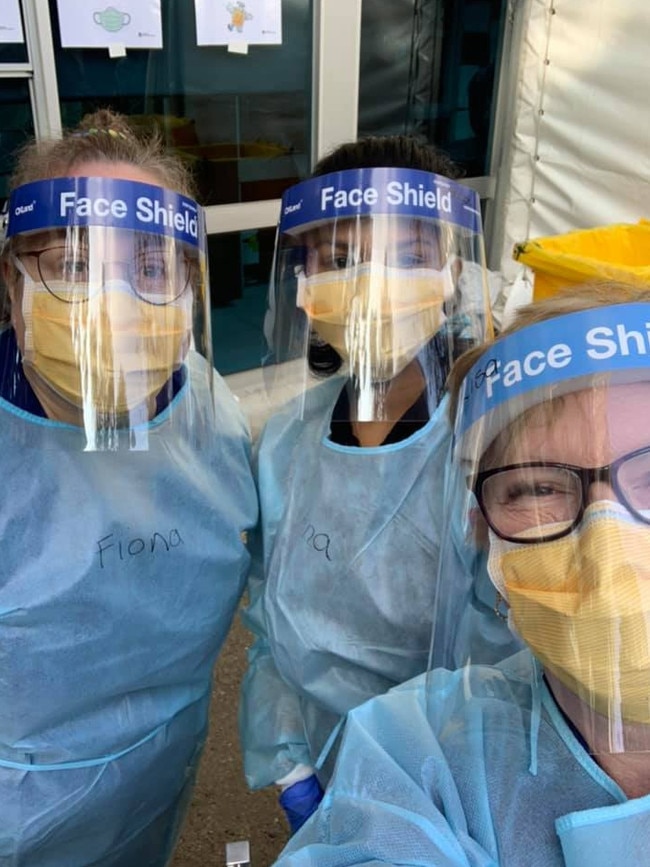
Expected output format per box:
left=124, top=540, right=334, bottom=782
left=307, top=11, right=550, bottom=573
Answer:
left=56, top=0, right=163, bottom=49
left=195, top=0, right=282, bottom=46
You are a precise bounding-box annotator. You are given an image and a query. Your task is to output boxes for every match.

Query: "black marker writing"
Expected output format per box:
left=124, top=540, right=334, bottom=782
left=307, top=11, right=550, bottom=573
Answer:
left=96, top=529, right=184, bottom=569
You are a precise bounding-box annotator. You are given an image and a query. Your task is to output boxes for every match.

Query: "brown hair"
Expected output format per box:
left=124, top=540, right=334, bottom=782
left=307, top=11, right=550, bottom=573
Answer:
left=447, top=281, right=650, bottom=429
left=8, top=108, right=195, bottom=196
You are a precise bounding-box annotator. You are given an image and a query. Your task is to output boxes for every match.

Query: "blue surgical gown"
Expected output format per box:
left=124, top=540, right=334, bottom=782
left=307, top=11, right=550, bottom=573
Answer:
left=240, top=378, right=519, bottom=789
left=0, top=349, right=258, bottom=866
left=275, top=651, right=650, bottom=867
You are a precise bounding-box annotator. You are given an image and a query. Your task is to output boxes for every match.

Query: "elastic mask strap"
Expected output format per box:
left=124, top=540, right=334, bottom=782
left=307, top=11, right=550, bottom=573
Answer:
left=12, top=255, right=30, bottom=280
left=529, top=661, right=542, bottom=776
left=315, top=716, right=345, bottom=772
left=12, top=257, right=38, bottom=353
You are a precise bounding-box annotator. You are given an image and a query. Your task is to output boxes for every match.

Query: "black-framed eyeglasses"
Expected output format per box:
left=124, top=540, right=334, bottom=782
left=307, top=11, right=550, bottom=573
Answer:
left=473, top=445, right=650, bottom=543
left=16, top=243, right=192, bottom=306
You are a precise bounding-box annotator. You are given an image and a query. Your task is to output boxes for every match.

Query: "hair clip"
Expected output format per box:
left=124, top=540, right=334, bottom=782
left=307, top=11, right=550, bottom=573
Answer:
left=71, top=127, right=129, bottom=141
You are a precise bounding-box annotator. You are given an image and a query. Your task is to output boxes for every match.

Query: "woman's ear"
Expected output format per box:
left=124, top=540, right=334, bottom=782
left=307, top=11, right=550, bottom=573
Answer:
left=1, top=256, right=20, bottom=304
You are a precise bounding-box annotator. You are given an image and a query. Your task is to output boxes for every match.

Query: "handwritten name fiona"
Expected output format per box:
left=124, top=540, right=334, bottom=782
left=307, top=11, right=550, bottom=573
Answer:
left=96, top=529, right=184, bottom=569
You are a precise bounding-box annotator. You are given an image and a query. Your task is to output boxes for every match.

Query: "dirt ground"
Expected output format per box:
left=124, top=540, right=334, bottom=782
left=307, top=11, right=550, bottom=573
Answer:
left=170, top=614, right=289, bottom=867
left=170, top=379, right=295, bottom=867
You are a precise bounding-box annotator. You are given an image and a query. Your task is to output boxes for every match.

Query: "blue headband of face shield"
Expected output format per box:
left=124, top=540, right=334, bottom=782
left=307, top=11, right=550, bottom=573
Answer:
left=458, top=302, right=650, bottom=458
left=6, top=177, right=204, bottom=249
left=279, top=167, right=482, bottom=236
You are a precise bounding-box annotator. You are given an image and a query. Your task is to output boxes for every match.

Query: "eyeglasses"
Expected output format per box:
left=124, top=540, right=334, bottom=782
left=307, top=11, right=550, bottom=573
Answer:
left=474, top=446, right=650, bottom=543
left=17, top=241, right=193, bottom=306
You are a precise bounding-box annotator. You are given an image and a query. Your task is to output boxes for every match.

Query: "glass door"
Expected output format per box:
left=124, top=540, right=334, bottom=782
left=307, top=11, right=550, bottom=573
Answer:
left=0, top=1, right=62, bottom=204
left=359, top=0, right=509, bottom=180
left=0, top=3, right=45, bottom=205
left=1, top=0, right=513, bottom=373
left=43, top=0, right=322, bottom=374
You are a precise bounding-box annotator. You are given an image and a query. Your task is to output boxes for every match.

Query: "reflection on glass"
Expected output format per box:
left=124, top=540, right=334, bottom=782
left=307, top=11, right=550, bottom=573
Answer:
left=0, top=79, right=33, bottom=199
left=0, top=39, right=28, bottom=64
left=359, top=0, right=507, bottom=177
left=209, top=228, right=274, bottom=375
left=48, top=0, right=312, bottom=206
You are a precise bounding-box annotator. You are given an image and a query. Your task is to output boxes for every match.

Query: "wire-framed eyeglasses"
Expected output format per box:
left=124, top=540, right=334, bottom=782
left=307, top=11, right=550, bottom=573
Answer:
left=16, top=239, right=192, bottom=306
left=473, top=445, right=650, bottom=543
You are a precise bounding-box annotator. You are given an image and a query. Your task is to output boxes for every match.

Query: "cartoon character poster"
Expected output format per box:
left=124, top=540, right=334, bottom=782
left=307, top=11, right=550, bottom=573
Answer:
left=195, top=0, right=282, bottom=46
left=56, top=0, right=162, bottom=49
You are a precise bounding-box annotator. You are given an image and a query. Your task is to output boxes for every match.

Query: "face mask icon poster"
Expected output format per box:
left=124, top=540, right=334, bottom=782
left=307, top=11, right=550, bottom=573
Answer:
left=94, top=7, right=131, bottom=33
left=195, top=0, right=282, bottom=46
left=56, top=0, right=163, bottom=49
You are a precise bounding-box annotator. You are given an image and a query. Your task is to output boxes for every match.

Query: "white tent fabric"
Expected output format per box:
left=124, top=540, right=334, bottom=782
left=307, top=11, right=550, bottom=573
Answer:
left=496, top=0, right=650, bottom=283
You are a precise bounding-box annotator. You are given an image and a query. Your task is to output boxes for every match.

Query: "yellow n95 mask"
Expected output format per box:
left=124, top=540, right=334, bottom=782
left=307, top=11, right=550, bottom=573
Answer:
left=487, top=501, right=650, bottom=726
left=297, top=262, right=453, bottom=383
left=19, top=274, right=191, bottom=419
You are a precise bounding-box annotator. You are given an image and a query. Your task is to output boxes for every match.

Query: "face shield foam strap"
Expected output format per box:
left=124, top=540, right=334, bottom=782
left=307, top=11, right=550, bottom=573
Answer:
left=279, top=166, right=482, bottom=237
left=457, top=302, right=650, bottom=463
left=6, top=177, right=204, bottom=250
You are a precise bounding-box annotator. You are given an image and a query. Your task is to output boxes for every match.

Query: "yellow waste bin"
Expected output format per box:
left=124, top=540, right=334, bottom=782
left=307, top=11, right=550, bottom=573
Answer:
left=513, top=220, right=650, bottom=300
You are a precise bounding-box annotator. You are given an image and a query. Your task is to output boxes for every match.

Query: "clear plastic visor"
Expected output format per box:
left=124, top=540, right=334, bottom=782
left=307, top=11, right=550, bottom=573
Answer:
left=265, top=212, right=491, bottom=423
left=432, top=303, right=650, bottom=756
left=1, top=224, right=212, bottom=451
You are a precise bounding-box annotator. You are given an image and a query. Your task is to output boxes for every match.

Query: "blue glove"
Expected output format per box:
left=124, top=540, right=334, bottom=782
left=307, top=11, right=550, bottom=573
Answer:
left=278, top=774, right=324, bottom=835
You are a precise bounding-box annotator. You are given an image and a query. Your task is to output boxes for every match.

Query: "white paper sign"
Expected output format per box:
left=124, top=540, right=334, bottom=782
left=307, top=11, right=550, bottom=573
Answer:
left=0, top=0, right=24, bottom=44
left=56, top=0, right=163, bottom=49
left=227, top=41, right=249, bottom=55
left=195, top=0, right=282, bottom=46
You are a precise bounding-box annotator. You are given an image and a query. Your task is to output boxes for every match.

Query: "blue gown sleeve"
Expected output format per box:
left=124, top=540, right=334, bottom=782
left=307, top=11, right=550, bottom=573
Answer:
left=273, top=679, right=498, bottom=867
left=239, top=418, right=313, bottom=789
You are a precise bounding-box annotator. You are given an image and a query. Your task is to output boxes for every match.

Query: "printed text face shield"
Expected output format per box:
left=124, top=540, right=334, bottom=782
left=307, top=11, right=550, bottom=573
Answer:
left=433, top=302, right=650, bottom=756
left=3, top=177, right=212, bottom=450
left=264, top=167, right=491, bottom=422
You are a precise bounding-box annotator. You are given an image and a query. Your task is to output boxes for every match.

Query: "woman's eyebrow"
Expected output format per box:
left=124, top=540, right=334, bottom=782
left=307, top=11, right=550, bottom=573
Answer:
left=314, top=240, right=350, bottom=253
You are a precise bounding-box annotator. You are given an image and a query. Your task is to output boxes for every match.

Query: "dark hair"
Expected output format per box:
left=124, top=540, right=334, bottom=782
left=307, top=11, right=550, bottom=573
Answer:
left=312, top=134, right=462, bottom=179
left=307, top=135, right=461, bottom=376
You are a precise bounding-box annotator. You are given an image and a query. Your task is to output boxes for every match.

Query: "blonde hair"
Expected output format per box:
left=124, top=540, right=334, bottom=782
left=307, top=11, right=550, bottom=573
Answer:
left=9, top=108, right=194, bottom=196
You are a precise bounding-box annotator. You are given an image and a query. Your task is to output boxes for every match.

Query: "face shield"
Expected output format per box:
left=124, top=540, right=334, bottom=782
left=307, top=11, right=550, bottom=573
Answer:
left=3, top=177, right=212, bottom=450
left=264, top=167, right=491, bottom=422
left=432, top=301, right=650, bottom=757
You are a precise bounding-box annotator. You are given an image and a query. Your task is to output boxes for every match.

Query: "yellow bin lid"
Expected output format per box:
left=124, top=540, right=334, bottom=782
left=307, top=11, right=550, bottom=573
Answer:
left=513, top=220, right=650, bottom=300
